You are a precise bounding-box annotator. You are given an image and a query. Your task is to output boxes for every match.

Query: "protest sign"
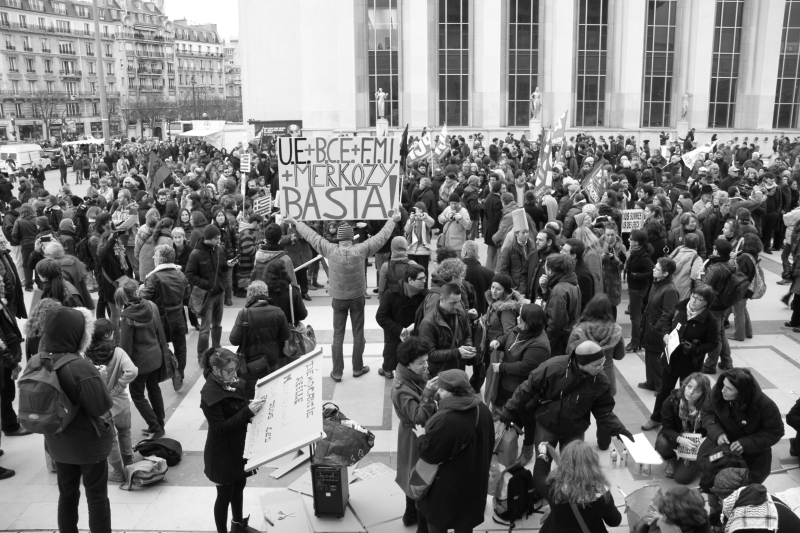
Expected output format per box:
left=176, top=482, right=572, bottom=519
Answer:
left=240, top=153, right=252, bottom=174
left=581, top=161, right=607, bottom=204
left=253, top=194, right=272, bottom=216
left=676, top=433, right=703, bottom=461
left=244, top=347, right=325, bottom=471
left=405, top=132, right=432, bottom=167
left=278, top=136, right=402, bottom=221
left=681, top=142, right=713, bottom=168
left=621, top=209, right=645, bottom=233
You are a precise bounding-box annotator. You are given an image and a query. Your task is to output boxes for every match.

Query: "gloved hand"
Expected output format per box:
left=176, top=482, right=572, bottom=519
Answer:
left=617, top=428, right=634, bottom=442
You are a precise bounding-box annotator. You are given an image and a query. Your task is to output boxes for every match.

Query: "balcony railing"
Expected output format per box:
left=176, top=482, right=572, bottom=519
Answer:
left=0, top=21, right=113, bottom=40
left=175, top=50, right=223, bottom=58
left=22, top=46, right=32, bottom=52
left=59, top=69, right=82, bottom=77
left=58, top=49, right=76, bottom=55
left=137, top=69, right=163, bottom=75
left=5, top=45, right=15, bottom=50
left=0, top=90, right=121, bottom=98
left=86, top=51, right=94, bottom=56
left=41, top=48, right=50, bottom=53
left=8, top=68, right=18, bottom=72
left=25, top=69, right=34, bottom=73
left=135, top=51, right=167, bottom=58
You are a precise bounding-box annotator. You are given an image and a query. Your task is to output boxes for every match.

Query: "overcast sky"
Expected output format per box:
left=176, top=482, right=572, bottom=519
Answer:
left=165, top=0, right=239, bottom=42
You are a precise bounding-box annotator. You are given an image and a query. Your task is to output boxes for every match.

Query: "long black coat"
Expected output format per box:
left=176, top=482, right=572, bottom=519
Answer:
left=229, top=297, right=290, bottom=379
left=463, top=257, right=494, bottom=315
left=375, top=283, right=426, bottom=358
left=483, top=193, right=503, bottom=247
left=663, top=300, right=718, bottom=377
left=417, top=402, right=494, bottom=530
left=200, top=376, right=253, bottom=485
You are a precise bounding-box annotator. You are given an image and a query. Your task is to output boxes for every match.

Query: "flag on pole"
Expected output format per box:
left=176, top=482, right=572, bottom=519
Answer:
left=433, top=124, right=449, bottom=161
left=406, top=131, right=433, bottom=167
left=552, top=110, right=569, bottom=165
left=580, top=159, right=607, bottom=204
left=533, top=129, right=554, bottom=202
left=148, top=151, right=171, bottom=194
left=399, top=124, right=409, bottom=172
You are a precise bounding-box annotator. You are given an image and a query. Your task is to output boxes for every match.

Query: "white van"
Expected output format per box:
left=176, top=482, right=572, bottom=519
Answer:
left=0, top=144, right=51, bottom=175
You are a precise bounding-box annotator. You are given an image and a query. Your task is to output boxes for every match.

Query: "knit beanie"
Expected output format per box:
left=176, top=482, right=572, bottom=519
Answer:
left=714, top=238, right=732, bottom=260
left=337, top=223, right=354, bottom=242
left=203, top=224, right=221, bottom=240
left=492, top=273, right=512, bottom=294
left=35, top=216, right=49, bottom=229
left=736, top=208, right=750, bottom=223
left=9, top=199, right=21, bottom=209
left=448, top=193, right=460, bottom=203
left=573, top=341, right=605, bottom=365
left=437, top=369, right=472, bottom=394
left=59, top=218, right=75, bottom=232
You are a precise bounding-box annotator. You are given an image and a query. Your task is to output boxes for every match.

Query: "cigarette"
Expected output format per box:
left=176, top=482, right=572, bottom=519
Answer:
left=264, top=512, right=274, bottom=526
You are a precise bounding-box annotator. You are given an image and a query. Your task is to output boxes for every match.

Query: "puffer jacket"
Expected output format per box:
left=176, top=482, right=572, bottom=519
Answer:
left=294, top=218, right=396, bottom=300
left=185, top=240, right=229, bottom=297
left=483, top=289, right=525, bottom=344
left=119, top=299, right=162, bottom=375
left=640, top=274, right=679, bottom=352
left=437, top=205, right=471, bottom=252
left=216, top=220, right=239, bottom=261
left=670, top=246, right=703, bottom=300
left=502, top=352, right=626, bottom=439
left=418, top=304, right=472, bottom=377
left=250, top=245, right=298, bottom=287
left=11, top=216, right=37, bottom=246
left=543, top=272, right=581, bottom=354
left=497, top=234, right=535, bottom=296
left=229, top=296, right=290, bottom=379
left=562, top=204, right=585, bottom=238
left=496, top=328, right=550, bottom=393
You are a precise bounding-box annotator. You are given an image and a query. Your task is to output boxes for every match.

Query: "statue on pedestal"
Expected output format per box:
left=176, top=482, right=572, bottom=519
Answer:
left=375, top=88, right=388, bottom=119
left=681, top=92, right=692, bottom=120
left=530, top=87, right=542, bottom=120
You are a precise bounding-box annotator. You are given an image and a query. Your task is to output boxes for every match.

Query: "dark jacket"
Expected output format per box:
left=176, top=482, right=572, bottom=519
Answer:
left=229, top=296, right=290, bottom=378
left=185, top=240, right=228, bottom=296
left=416, top=402, right=494, bottom=530
left=701, top=386, right=784, bottom=484
left=2, top=209, right=18, bottom=245
left=11, top=216, right=37, bottom=246
left=418, top=303, right=472, bottom=377
left=667, top=226, right=707, bottom=259
left=640, top=274, right=679, bottom=351
left=200, top=376, right=253, bottom=485
left=497, top=328, right=550, bottom=393
left=497, top=237, right=536, bottom=296
left=574, top=259, right=595, bottom=313
left=701, top=256, right=733, bottom=311
left=96, top=232, right=133, bottom=302
left=59, top=228, right=78, bottom=256
left=119, top=299, right=162, bottom=375
left=543, top=272, right=581, bottom=354
left=463, top=257, right=494, bottom=315
left=534, top=456, right=621, bottom=533
left=376, top=282, right=427, bottom=343
left=503, top=353, right=626, bottom=439
left=140, top=264, right=190, bottom=341
left=527, top=247, right=559, bottom=300
left=665, top=299, right=719, bottom=376
left=484, top=289, right=524, bottom=344
left=658, top=389, right=706, bottom=450
left=626, top=245, right=654, bottom=291
left=483, top=193, right=503, bottom=246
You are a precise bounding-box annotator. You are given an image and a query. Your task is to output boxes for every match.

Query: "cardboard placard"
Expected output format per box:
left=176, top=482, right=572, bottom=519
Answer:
left=621, top=209, right=645, bottom=233
left=676, top=433, right=703, bottom=461
left=244, top=348, right=325, bottom=471
left=240, top=153, right=252, bottom=174
left=278, top=136, right=401, bottom=221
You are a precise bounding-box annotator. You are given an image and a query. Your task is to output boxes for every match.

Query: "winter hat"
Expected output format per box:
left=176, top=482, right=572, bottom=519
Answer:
left=492, top=273, right=512, bottom=294
left=38, top=190, right=49, bottom=198
left=203, top=224, right=221, bottom=240
left=390, top=236, right=409, bottom=258
left=437, top=369, right=472, bottom=395
left=35, top=216, right=49, bottom=229
left=714, top=238, right=733, bottom=260
left=135, top=190, right=148, bottom=203
left=448, top=193, right=460, bottom=203
left=9, top=199, right=21, bottom=209
left=573, top=341, right=605, bottom=366
left=737, top=208, right=751, bottom=223
left=59, top=218, right=75, bottom=232
left=573, top=212, right=588, bottom=229
left=573, top=192, right=586, bottom=205
left=701, top=184, right=713, bottom=195
left=710, top=468, right=750, bottom=498
left=337, top=223, right=354, bottom=242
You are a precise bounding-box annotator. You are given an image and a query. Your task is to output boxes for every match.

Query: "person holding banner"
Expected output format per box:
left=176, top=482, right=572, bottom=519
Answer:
left=200, top=347, right=264, bottom=533
left=285, top=213, right=400, bottom=382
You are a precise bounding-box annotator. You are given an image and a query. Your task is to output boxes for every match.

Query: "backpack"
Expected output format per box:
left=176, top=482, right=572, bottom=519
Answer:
left=492, top=464, right=540, bottom=527
left=385, top=259, right=410, bottom=292
left=411, top=288, right=442, bottom=336
left=743, top=254, right=766, bottom=300
left=133, top=437, right=183, bottom=466
left=75, top=236, right=94, bottom=269
left=120, top=456, right=169, bottom=490
left=718, top=265, right=750, bottom=309
left=18, top=353, right=81, bottom=434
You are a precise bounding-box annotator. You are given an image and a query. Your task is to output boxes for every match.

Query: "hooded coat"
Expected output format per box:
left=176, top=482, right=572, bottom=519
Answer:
left=483, top=289, right=525, bottom=344
left=200, top=376, right=253, bottom=485
left=543, top=272, right=581, bottom=355
left=39, top=307, right=114, bottom=465
left=250, top=245, right=298, bottom=288
left=119, top=299, right=162, bottom=375
left=664, top=299, right=719, bottom=377
left=670, top=245, right=703, bottom=300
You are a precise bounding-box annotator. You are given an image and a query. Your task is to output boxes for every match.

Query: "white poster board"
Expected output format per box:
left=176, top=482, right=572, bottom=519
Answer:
left=240, top=153, right=252, bottom=174
left=244, top=347, right=325, bottom=471
left=621, top=209, right=645, bottom=233
left=278, top=136, right=402, bottom=221
left=619, top=433, right=663, bottom=465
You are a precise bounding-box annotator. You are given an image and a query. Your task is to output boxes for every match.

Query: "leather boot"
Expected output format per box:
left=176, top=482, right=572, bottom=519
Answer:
left=231, top=516, right=260, bottom=533
left=211, top=326, right=222, bottom=349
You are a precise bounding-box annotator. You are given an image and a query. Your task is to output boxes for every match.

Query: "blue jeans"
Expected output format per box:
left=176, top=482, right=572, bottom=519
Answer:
left=56, top=460, right=111, bottom=533
left=704, top=309, right=732, bottom=371
left=731, top=299, right=752, bottom=340
left=331, top=296, right=366, bottom=376
left=108, top=408, right=132, bottom=465
left=198, top=292, right=224, bottom=361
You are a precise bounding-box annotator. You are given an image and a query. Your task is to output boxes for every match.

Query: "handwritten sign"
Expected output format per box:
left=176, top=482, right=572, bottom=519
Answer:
left=621, top=209, right=645, bottom=233
left=279, top=136, right=401, bottom=220
left=244, top=347, right=325, bottom=471
left=240, top=153, right=252, bottom=174
left=676, top=433, right=703, bottom=461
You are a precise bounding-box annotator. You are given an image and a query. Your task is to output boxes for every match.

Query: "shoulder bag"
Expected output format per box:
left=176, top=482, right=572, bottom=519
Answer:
left=150, top=300, right=179, bottom=390
left=236, top=307, right=268, bottom=376
left=409, top=406, right=480, bottom=501
left=569, top=502, right=592, bottom=533
left=189, top=248, right=219, bottom=315
left=283, top=284, right=316, bottom=361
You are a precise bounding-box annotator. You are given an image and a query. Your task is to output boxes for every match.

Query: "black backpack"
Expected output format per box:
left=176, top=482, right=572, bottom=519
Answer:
left=134, top=437, right=183, bottom=466
left=493, top=464, right=539, bottom=526
left=718, top=267, right=750, bottom=308
left=75, top=237, right=94, bottom=269
left=385, top=260, right=410, bottom=292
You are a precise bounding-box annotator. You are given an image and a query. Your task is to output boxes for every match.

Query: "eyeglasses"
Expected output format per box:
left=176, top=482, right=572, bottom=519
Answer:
left=219, top=366, right=239, bottom=377
left=414, top=276, right=426, bottom=282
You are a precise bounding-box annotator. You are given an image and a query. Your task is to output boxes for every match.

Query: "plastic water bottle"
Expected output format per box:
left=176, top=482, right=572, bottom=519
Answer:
left=621, top=449, right=628, bottom=469
left=610, top=448, right=618, bottom=468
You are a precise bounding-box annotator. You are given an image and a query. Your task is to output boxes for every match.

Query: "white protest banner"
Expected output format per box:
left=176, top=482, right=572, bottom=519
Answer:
left=240, top=153, right=252, bottom=174
left=680, top=142, right=713, bottom=168
left=621, top=209, right=645, bottom=233
left=244, top=347, right=325, bottom=471
left=278, top=136, right=402, bottom=221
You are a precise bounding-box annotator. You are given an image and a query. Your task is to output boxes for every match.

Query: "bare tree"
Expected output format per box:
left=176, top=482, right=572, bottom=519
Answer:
left=124, top=91, right=177, bottom=133
left=174, top=89, right=241, bottom=122
left=29, top=91, right=66, bottom=139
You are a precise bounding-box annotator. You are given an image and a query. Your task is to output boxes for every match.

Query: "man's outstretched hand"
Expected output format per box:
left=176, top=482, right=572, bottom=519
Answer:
left=616, top=428, right=634, bottom=442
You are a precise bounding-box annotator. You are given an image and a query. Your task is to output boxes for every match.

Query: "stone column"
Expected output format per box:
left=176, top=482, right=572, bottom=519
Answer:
left=735, top=0, right=784, bottom=130
left=673, top=0, right=717, bottom=132
left=606, top=0, right=646, bottom=129
left=472, top=0, right=506, bottom=129
left=401, top=0, right=437, bottom=129
left=540, top=0, right=575, bottom=129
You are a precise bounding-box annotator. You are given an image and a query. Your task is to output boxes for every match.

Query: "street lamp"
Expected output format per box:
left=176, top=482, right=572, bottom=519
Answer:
left=190, top=75, right=197, bottom=120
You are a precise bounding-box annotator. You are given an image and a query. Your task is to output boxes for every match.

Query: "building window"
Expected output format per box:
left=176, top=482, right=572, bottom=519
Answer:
left=46, top=80, right=54, bottom=93
left=708, top=0, right=744, bottom=128
left=14, top=103, right=23, bottom=117
left=56, top=20, right=70, bottom=33
left=18, top=15, right=26, bottom=28
left=642, top=0, right=676, bottom=128
left=105, top=61, right=113, bottom=73
left=28, top=80, right=36, bottom=92
left=25, top=58, right=34, bottom=72
left=8, top=57, right=16, bottom=71
left=92, top=101, right=99, bottom=115
left=44, top=59, right=51, bottom=72
left=66, top=102, right=80, bottom=116
left=774, top=1, right=800, bottom=128
left=575, top=0, right=608, bottom=127
left=88, top=61, right=95, bottom=74
left=0, top=13, right=8, bottom=26
left=508, top=0, right=539, bottom=126
left=86, top=43, right=94, bottom=56
left=438, top=0, right=468, bottom=126
left=65, top=81, right=77, bottom=95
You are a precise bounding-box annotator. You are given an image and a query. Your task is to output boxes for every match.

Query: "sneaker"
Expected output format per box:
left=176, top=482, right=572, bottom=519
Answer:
left=231, top=516, right=260, bottom=533
left=378, top=368, right=394, bottom=379
left=330, top=372, right=342, bottom=383
left=308, top=284, right=319, bottom=291
left=224, top=299, right=233, bottom=306
left=625, top=343, right=639, bottom=353
left=641, top=419, right=661, bottom=431
left=353, top=366, right=371, bottom=378
left=149, top=428, right=165, bottom=441
left=726, top=334, right=744, bottom=341
left=777, top=279, right=792, bottom=285
left=108, top=469, right=125, bottom=483
left=664, top=457, right=677, bottom=478
left=764, top=249, right=773, bottom=255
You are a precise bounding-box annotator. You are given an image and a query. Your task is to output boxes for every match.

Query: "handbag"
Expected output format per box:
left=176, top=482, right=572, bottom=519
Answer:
left=150, top=301, right=179, bottom=389
left=283, top=284, right=316, bottom=360
left=409, top=406, right=480, bottom=501
left=189, top=249, right=219, bottom=315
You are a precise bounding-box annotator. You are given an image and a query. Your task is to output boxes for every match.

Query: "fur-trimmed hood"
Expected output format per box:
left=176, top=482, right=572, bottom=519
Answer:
left=146, top=262, right=182, bottom=278
left=42, top=306, right=95, bottom=355
left=485, top=289, right=525, bottom=312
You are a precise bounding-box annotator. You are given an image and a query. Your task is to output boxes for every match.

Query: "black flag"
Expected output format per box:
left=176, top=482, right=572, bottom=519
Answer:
left=399, top=124, right=409, bottom=172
